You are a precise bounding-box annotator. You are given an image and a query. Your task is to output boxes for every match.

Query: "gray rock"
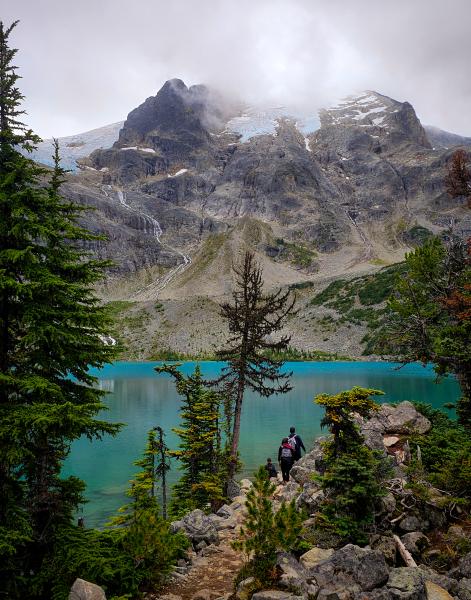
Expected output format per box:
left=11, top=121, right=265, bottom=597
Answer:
left=387, top=568, right=424, bottom=600
left=378, top=402, right=431, bottom=435
left=310, top=544, right=389, bottom=592
left=353, top=591, right=393, bottom=600
left=251, top=591, right=305, bottom=600
left=208, top=515, right=236, bottom=530
left=276, top=552, right=318, bottom=597
left=318, top=589, right=354, bottom=600
left=276, top=481, right=301, bottom=503
left=295, top=483, right=325, bottom=514
left=180, top=509, right=219, bottom=546
left=380, top=493, right=397, bottom=516
left=398, top=516, right=423, bottom=533
left=236, top=577, right=257, bottom=600
left=456, top=578, right=471, bottom=600
left=227, top=479, right=242, bottom=500
left=69, top=578, right=106, bottom=600
left=401, top=533, right=429, bottom=557
left=216, top=504, right=234, bottom=519
left=458, top=553, right=471, bottom=578
left=370, top=535, right=397, bottom=566
left=300, top=546, right=334, bottom=569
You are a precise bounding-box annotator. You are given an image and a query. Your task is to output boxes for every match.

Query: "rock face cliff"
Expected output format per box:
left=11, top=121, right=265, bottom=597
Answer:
left=39, top=81, right=470, bottom=354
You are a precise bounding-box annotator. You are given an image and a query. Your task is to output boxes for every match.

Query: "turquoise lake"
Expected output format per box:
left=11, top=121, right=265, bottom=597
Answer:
left=64, top=361, right=460, bottom=528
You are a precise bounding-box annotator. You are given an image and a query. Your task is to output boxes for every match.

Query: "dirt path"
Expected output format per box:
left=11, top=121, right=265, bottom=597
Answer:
left=147, top=525, right=244, bottom=600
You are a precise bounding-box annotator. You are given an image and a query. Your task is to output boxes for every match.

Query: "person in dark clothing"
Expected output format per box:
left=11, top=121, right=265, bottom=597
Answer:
left=265, top=457, right=277, bottom=479
left=278, top=437, right=294, bottom=483
left=288, top=426, right=306, bottom=461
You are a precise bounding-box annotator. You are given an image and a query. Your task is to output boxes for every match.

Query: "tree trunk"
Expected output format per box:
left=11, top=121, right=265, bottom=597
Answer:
left=229, top=371, right=245, bottom=480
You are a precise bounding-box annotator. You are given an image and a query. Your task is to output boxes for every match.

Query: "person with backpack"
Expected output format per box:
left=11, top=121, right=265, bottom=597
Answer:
left=264, top=457, right=278, bottom=479
left=288, top=426, right=306, bottom=462
left=278, top=437, right=294, bottom=483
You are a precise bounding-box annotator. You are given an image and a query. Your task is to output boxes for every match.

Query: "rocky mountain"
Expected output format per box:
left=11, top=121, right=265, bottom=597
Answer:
left=40, top=81, right=471, bottom=357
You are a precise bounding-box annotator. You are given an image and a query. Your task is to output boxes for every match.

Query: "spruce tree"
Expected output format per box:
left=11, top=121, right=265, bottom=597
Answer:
left=0, top=21, right=121, bottom=596
left=217, top=251, right=295, bottom=479
left=156, top=364, right=224, bottom=514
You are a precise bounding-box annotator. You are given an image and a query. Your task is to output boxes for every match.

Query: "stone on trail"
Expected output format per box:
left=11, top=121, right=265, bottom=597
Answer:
left=176, top=509, right=219, bottom=547
left=216, top=504, right=233, bottom=519
left=370, top=535, right=397, bottom=566
left=456, top=578, right=471, bottom=600
left=400, top=532, right=429, bottom=557
left=310, top=544, right=389, bottom=592
left=69, top=578, right=106, bottom=600
left=239, top=478, right=253, bottom=491
left=226, top=478, right=241, bottom=500
left=299, top=546, right=334, bottom=569
left=425, top=581, right=453, bottom=600
left=251, top=591, right=305, bottom=600
left=458, top=553, right=471, bottom=579
left=236, top=577, right=257, bottom=600
left=387, top=567, right=424, bottom=600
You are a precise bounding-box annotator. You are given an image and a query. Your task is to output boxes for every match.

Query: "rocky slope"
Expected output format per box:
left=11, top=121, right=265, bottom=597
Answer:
left=40, top=81, right=471, bottom=356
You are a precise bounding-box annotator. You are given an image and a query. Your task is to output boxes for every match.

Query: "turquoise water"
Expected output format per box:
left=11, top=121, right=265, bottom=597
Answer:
left=64, top=361, right=460, bottom=528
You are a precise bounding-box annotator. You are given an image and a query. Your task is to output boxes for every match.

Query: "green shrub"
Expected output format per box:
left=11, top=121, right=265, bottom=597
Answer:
left=232, top=467, right=304, bottom=586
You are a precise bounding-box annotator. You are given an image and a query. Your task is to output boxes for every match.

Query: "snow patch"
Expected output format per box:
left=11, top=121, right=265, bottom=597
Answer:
left=167, top=169, right=188, bottom=178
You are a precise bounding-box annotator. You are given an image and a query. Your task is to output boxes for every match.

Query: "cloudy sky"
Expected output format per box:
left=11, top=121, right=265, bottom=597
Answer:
left=4, top=0, right=471, bottom=138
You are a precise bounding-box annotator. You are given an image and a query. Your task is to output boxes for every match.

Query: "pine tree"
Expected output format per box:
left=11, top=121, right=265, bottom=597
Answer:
left=386, top=237, right=471, bottom=429
left=109, top=431, right=188, bottom=592
left=217, top=251, right=295, bottom=480
left=232, top=466, right=303, bottom=584
left=156, top=364, right=224, bottom=514
left=0, top=21, right=121, bottom=596
left=314, top=387, right=389, bottom=544
left=154, top=426, right=171, bottom=519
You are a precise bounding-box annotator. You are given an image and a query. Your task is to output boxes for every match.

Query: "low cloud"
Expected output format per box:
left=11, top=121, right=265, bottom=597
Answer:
left=4, top=0, right=471, bottom=137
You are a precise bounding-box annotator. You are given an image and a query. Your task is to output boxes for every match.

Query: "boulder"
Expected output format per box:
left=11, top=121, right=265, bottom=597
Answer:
left=295, top=483, right=325, bottom=514
left=318, top=589, right=354, bottom=600
left=386, top=568, right=424, bottom=600
left=208, top=514, right=236, bottom=530
left=300, top=547, right=334, bottom=569
left=378, top=493, right=397, bottom=516
left=276, top=551, right=319, bottom=597
left=251, top=592, right=305, bottom=600
left=159, top=595, right=183, bottom=600
left=236, top=577, right=257, bottom=600
left=370, top=535, right=397, bottom=566
left=398, top=516, right=423, bottom=533
left=417, top=567, right=458, bottom=595
left=458, top=553, right=471, bottom=578
left=290, top=441, right=325, bottom=483
left=400, top=533, right=429, bottom=557
left=378, top=402, right=431, bottom=435
left=239, top=478, right=253, bottom=491
left=216, top=504, right=234, bottom=519
left=275, top=480, right=301, bottom=503
left=384, top=436, right=400, bottom=447
left=69, top=578, right=106, bottom=600
left=456, top=578, right=471, bottom=600
left=179, top=509, right=219, bottom=547
left=424, top=581, right=453, bottom=600
left=310, top=544, right=389, bottom=592
left=227, top=479, right=242, bottom=500
left=353, top=591, right=393, bottom=600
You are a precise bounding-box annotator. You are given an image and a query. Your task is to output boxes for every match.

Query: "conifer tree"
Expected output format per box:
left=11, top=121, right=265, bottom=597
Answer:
left=217, top=251, right=295, bottom=479
left=156, top=364, right=224, bottom=513
left=314, top=387, right=389, bottom=543
left=154, top=426, right=171, bottom=519
left=0, top=21, right=121, bottom=596
left=386, top=237, right=471, bottom=428
left=233, top=466, right=303, bottom=584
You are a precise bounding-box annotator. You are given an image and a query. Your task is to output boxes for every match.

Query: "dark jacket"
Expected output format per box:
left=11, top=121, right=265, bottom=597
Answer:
left=265, top=462, right=277, bottom=478
left=288, top=433, right=306, bottom=460
left=278, top=443, right=294, bottom=462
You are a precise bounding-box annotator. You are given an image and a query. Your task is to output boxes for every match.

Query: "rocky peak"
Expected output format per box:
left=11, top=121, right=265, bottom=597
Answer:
left=319, top=91, right=431, bottom=149
left=116, top=78, right=212, bottom=149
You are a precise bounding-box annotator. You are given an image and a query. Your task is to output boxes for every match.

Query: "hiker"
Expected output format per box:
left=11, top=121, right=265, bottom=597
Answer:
left=288, top=426, right=306, bottom=461
left=265, top=457, right=277, bottom=479
left=278, top=437, right=294, bottom=483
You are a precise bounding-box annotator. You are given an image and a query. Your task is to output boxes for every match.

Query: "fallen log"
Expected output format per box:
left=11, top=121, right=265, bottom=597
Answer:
left=393, top=534, right=417, bottom=567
